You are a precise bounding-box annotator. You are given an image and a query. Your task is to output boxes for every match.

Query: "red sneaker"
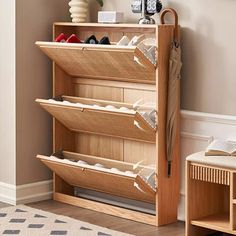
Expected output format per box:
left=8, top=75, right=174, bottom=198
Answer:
left=55, top=33, right=67, bottom=43
left=66, top=34, right=81, bottom=43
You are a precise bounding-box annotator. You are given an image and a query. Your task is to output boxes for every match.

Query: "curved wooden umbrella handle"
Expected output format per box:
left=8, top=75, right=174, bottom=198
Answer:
left=160, top=8, right=179, bottom=43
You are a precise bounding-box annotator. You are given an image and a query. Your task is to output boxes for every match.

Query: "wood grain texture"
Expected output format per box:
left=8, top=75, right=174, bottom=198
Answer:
left=36, top=42, right=155, bottom=84
left=37, top=154, right=155, bottom=203
left=36, top=23, right=181, bottom=226
left=156, top=25, right=180, bottom=226
left=185, top=160, right=236, bottom=236
left=75, top=84, right=123, bottom=102
left=124, top=88, right=156, bottom=104
left=190, top=164, right=230, bottom=185
left=74, top=80, right=124, bottom=161
left=73, top=78, right=156, bottom=91
left=75, top=133, right=124, bottom=161
left=191, top=214, right=234, bottom=234
left=124, top=140, right=156, bottom=165
left=52, top=65, right=75, bottom=153
left=54, top=193, right=156, bottom=225
left=36, top=97, right=156, bottom=143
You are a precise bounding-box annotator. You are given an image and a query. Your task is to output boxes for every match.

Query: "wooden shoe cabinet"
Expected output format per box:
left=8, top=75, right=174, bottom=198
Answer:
left=35, top=18, right=180, bottom=226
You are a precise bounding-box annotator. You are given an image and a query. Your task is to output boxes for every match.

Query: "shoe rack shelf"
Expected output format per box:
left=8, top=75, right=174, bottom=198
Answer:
left=36, top=96, right=156, bottom=143
left=38, top=151, right=155, bottom=203
left=35, top=15, right=180, bottom=226
left=186, top=152, right=236, bottom=235
left=35, top=42, right=155, bottom=83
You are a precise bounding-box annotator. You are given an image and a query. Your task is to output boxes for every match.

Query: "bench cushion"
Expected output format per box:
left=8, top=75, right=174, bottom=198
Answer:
left=186, top=151, right=236, bottom=169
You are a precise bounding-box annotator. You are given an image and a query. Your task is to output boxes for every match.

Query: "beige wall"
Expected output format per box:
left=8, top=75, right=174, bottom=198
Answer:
left=89, top=0, right=236, bottom=116
left=16, top=0, right=70, bottom=185
left=0, top=0, right=16, bottom=185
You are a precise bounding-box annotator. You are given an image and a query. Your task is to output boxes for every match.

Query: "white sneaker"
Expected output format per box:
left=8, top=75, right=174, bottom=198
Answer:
left=137, top=42, right=157, bottom=65
left=148, top=45, right=157, bottom=63
left=117, top=36, right=130, bottom=46
left=128, top=34, right=146, bottom=46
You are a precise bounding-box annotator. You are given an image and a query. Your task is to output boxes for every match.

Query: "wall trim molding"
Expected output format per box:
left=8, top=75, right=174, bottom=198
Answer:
left=16, top=180, right=53, bottom=204
left=0, top=180, right=53, bottom=205
left=181, top=110, right=236, bottom=125
left=0, top=182, right=16, bottom=205
left=181, top=131, right=213, bottom=142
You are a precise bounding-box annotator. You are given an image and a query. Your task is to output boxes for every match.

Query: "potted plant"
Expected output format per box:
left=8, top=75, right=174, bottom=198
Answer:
left=69, top=0, right=103, bottom=23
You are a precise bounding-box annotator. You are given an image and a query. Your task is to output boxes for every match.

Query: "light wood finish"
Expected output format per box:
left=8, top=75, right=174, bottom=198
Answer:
left=124, top=88, right=156, bottom=104
left=232, top=204, right=236, bottom=231
left=191, top=214, right=234, bottom=234
left=36, top=22, right=181, bottom=226
left=124, top=140, right=156, bottom=165
left=36, top=42, right=155, bottom=84
left=54, top=193, right=156, bottom=226
left=75, top=84, right=123, bottom=102
left=54, top=22, right=158, bottom=28
left=186, top=158, right=236, bottom=235
left=74, top=79, right=124, bottom=161
left=53, top=66, right=75, bottom=152
left=156, top=25, right=180, bottom=226
left=190, top=164, right=230, bottom=185
left=73, top=78, right=156, bottom=91
left=36, top=97, right=156, bottom=143
left=75, top=133, right=124, bottom=161
left=37, top=153, right=155, bottom=203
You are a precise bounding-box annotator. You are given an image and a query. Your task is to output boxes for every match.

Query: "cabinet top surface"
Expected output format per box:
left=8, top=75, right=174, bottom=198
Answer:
left=53, top=22, right=159, bottom=29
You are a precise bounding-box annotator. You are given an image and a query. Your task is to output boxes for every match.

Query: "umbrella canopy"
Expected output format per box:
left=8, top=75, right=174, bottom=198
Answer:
left=161, top=8, right=182, bottom=177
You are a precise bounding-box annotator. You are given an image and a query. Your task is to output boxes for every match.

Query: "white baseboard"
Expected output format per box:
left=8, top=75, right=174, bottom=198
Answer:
left=16, top=180, right=53, bottom=204
left=0, top=180, right=53, bottom=205
left=0, top=182, right=16, bottom=205
left=0, top=110, right=236, bottom=220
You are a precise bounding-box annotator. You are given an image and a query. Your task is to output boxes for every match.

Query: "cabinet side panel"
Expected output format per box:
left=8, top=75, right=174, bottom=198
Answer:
left=53, top=65, right=75, bottom=152
left=157, top=25, right=180, bottom=225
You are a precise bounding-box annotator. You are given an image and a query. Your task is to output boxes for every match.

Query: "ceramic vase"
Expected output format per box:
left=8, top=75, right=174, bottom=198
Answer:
left=68, top=0, right=88, bottom=23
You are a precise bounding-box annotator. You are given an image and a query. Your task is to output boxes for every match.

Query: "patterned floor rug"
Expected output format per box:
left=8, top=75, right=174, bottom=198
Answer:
left=0, top=205, right=133, bottom=236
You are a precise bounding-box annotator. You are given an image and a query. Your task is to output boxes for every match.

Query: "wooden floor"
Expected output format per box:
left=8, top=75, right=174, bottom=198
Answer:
left=0, top=200, right=185, bottom=236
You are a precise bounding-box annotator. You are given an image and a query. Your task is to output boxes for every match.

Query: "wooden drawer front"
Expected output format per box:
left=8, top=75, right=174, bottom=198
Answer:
left=37, top=152, right=156, bottom=203
left=190, top=164, right=230, bottom=186
left=36, top=42, right=155, bottom=83
left=36, top=96, right=156, bottom=143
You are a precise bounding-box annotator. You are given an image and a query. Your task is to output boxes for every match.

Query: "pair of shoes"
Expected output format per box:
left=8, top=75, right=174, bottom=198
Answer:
left=117, top=34, right=146, bottom=46
left=84, top=35, right=111, bottom=45
left=55, top=33, right=81, bottom=43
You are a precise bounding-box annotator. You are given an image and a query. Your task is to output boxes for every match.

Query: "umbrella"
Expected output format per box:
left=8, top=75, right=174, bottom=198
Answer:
left=161, top=8, right=182, bottom=177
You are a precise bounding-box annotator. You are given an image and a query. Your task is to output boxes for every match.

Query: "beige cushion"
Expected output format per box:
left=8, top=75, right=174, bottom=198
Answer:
left=186, top=151, right=236, bottom=169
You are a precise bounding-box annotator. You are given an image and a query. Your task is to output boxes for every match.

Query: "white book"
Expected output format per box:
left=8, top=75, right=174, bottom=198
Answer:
left=205, top=140, right=236, bottom=156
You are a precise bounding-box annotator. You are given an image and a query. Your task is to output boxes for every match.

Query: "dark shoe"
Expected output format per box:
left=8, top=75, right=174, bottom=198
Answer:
left=66, top=34, right=81, bottom=43
left=84, top=35, right=98, bottom=44
left=99, top=36, right=111, bottom=45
